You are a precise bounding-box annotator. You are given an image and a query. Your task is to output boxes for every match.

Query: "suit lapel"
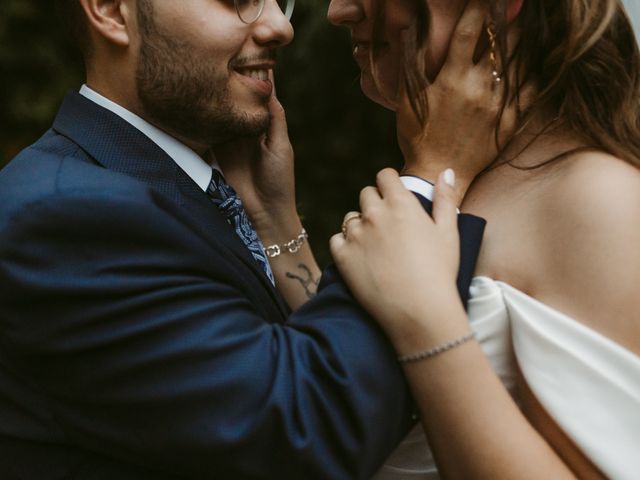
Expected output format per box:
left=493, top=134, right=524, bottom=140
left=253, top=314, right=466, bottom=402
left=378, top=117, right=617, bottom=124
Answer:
left=52, top=91, right=289, bottom=318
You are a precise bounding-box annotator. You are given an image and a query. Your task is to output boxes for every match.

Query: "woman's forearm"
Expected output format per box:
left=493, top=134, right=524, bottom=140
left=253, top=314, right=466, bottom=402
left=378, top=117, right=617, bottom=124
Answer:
left=399, top=304, right=576, bottom=479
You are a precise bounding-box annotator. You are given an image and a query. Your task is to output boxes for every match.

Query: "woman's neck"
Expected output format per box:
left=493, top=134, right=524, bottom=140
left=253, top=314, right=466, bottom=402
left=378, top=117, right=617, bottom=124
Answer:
left=492, top=111, right=586, bottom=172
left=462, top=110, right=588, bottom=214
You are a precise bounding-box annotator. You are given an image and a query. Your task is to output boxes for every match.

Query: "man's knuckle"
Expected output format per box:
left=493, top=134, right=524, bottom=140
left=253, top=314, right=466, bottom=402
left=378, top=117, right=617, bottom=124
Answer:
left=454, top=27, right=476, bottom=42
left=439, top=75, right=456, bottom=93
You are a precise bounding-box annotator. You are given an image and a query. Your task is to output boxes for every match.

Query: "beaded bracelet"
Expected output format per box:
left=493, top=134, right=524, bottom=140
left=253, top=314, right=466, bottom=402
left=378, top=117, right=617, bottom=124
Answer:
left=397, top=332, right=476, bottom=364
left=263, top=228, right=308, bottom=258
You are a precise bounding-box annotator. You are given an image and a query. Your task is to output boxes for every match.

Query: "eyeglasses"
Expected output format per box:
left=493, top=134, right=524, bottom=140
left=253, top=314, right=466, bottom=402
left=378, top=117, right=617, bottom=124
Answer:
left=235, top=0, right=295, bottom=24
left=235, top=0, right=295, bottom=23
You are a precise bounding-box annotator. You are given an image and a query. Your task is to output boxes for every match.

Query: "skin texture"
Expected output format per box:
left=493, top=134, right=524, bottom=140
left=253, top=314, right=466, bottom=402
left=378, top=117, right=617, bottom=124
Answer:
left=135, top=1, right=276, bottom=146
left=329, top=0, right=640, bottom=477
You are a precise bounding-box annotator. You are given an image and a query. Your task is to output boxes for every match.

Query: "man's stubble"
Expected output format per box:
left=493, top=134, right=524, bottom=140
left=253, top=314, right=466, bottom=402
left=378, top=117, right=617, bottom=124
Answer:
left=135, top=3, right=270, bottom=147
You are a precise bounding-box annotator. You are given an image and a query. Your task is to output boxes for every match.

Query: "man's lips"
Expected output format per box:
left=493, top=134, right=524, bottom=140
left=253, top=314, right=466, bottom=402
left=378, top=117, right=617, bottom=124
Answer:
left=232, top=62, right=275, bottom=96
left=233, top=61, right=276, bottom=81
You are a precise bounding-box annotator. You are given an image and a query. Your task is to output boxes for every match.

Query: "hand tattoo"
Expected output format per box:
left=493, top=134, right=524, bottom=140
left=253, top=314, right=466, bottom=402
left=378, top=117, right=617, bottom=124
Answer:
left=286, top=264, right=320, bottom=299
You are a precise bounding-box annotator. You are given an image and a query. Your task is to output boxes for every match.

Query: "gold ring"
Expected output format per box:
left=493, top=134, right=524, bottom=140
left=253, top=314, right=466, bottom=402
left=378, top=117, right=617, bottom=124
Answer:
left=341, top=212, right=362, bottom=238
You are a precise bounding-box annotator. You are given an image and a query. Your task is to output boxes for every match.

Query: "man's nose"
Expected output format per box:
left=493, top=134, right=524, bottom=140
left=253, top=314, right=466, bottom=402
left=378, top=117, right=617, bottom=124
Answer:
left=253, top=0, right=295, bottom=47
left=327, top=0, right=363, bottom=27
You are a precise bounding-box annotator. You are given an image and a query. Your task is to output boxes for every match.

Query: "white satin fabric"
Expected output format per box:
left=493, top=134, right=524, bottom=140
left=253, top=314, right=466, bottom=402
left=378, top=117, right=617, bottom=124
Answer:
left=374, top=277, right=640, bottom=480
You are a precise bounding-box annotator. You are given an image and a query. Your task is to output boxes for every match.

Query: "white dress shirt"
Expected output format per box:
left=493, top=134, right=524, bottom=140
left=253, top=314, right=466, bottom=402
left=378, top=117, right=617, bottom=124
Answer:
left=80, top=85, right=214, bottom=192
left=400, top=175, right=435, bottom=201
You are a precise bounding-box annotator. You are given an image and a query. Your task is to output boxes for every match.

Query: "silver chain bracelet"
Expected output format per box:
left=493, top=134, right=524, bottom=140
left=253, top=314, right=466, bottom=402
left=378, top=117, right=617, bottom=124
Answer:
left=397, top=332, right=476, bottom=364
left=263, top=228, right=308, bottom=258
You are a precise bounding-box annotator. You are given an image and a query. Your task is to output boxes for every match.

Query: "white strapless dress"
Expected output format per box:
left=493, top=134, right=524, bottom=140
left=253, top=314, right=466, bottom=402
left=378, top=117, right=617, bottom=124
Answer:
left=374, top=277, right=640, bottom=480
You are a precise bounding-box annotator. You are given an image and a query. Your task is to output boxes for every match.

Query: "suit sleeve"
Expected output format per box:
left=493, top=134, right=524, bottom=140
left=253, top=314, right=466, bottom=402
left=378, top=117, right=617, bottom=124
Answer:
left=412, top=191, right=486, bottom=308
left=0, top=187, right=414, bottom=479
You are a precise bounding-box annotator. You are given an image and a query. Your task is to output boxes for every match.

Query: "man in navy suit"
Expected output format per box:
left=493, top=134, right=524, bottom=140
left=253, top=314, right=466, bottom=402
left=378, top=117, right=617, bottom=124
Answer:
left=0, top=0, right=484, bottom=478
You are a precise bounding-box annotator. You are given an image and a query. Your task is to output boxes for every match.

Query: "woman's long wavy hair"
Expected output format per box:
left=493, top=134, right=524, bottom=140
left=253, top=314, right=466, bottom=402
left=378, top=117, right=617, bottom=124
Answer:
left=372, top=0, right=640, bottom=168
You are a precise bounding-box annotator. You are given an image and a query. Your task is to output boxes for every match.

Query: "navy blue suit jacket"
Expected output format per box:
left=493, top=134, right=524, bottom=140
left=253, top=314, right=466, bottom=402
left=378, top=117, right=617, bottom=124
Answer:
left=0, top=92, right=485, bottom=479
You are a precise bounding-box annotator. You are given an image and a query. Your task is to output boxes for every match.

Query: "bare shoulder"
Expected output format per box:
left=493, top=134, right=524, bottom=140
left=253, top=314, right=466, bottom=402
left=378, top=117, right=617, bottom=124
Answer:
left=532, top=152, right=640, bottom=353
left=550, top=150, right=639, bottom=198
left=540, top=152, right=640, bottom=236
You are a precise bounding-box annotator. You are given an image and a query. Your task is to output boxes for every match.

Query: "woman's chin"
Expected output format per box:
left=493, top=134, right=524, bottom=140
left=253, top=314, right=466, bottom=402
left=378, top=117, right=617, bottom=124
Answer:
left=360, top=75, right=397, bottom=111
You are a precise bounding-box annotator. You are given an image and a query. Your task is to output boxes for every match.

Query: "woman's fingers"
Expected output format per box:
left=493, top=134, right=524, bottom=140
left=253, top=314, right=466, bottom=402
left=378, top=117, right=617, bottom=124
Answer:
left=266, top=96, right=287, bottom=141
left=445, top=0, right=490, bottom=72
left=262, top=71, right=289, bottom=149
left=433, top=169, right=459, bottom=234
left=360, top=185, right=382, bottom=203
left=341, top=210, right=364, bottom=240
left=375, top=168, right=412, bottom=202
left=359, top=186, right=384, bottom=221
left=329, top=232, right=347, bottom=258
left=269, top=69, right=278, bottom=97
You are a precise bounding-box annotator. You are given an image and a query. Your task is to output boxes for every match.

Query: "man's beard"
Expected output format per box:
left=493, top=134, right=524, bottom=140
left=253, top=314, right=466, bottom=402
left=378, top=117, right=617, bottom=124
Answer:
left=135, top=22, right=270, bottom=147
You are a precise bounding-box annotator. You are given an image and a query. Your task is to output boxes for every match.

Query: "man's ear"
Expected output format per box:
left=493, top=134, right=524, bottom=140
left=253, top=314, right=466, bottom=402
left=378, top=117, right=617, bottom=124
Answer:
left=79, top=0, right=132, bottom=47
left=507, top=0, right=524, bottom=23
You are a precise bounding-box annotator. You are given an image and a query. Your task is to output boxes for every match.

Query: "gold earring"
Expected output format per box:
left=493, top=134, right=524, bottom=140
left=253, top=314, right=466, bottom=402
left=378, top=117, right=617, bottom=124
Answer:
left=486, top=21, right=502, bottom=86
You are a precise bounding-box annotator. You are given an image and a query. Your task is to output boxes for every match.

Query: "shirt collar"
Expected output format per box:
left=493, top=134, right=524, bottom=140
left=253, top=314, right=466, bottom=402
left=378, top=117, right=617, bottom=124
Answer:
left=79, top=85, right=216, bottom=191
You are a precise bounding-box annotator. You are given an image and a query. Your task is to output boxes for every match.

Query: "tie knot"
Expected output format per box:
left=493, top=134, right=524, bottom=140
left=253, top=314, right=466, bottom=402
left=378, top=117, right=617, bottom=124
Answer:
left=208, top=169, right=236, bottom=201
left=207, top=170, right=245, bottom=220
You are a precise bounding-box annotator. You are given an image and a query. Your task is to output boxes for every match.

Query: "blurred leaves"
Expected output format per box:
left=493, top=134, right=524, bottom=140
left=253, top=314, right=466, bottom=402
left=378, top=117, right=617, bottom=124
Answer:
left=1, top=0, right=401, bottom=264
left=1, top=0, right=84, bottom=160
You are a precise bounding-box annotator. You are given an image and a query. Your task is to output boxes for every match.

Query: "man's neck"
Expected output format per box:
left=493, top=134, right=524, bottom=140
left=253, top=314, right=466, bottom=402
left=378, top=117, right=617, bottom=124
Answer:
left=158, top=126, right=209, bottom=157
left=79, top=84, right=216, bottom=191
left=84, top=81, right=209, bottom=157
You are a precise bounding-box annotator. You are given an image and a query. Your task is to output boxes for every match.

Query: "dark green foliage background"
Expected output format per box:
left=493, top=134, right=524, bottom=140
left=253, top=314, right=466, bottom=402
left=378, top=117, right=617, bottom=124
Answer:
left=0, top=0, right=402, bottom=265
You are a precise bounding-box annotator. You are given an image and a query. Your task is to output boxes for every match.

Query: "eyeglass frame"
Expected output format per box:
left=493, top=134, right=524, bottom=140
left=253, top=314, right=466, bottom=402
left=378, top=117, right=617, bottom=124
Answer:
left=235, top=0, right=296, bottom=24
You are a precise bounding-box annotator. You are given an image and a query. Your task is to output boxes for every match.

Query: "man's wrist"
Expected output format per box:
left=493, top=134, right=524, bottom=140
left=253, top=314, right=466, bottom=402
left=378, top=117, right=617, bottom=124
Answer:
left=252, top=212, right=305, bottom=246
left=263, top=228, right=309, bottom=259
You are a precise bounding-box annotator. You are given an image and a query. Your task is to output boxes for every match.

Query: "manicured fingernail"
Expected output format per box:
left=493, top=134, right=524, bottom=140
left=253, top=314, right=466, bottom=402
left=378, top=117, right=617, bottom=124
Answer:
left=443, top=169, right=456, bottom=187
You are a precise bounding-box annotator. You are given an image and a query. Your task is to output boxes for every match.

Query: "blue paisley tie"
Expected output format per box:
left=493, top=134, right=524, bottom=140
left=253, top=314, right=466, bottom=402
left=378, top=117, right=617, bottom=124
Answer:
left=207, top=169, right=275, bottom=285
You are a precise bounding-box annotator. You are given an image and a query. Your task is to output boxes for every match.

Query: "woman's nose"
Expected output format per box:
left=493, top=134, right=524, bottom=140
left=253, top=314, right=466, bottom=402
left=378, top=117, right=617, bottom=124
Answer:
left=327, top=0, right=365, bottom=27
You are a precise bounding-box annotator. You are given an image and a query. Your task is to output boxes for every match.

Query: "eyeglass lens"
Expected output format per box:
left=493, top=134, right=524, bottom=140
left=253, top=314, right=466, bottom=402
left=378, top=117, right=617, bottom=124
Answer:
left=236, top=0, right=295, bottom=24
